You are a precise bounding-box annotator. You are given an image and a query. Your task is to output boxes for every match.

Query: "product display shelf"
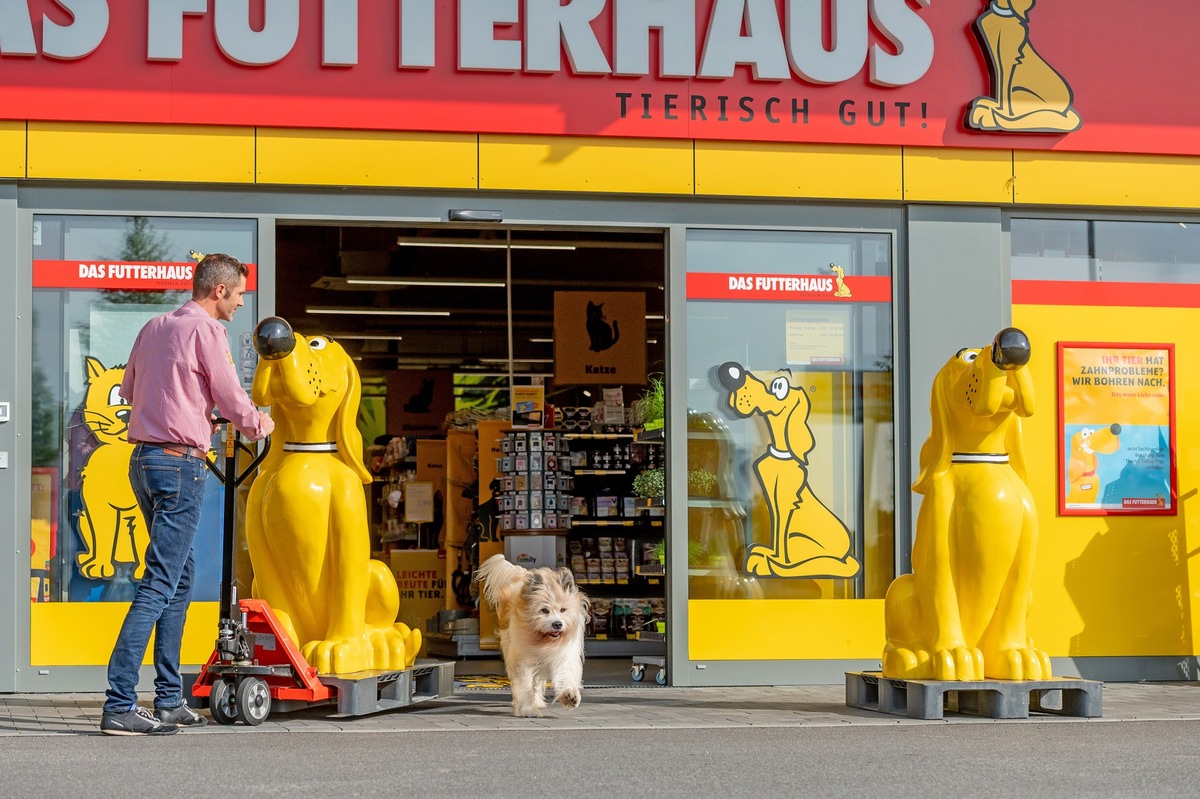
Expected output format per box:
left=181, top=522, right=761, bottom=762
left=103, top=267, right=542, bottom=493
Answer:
left=564, top=431, right=666, bottom=644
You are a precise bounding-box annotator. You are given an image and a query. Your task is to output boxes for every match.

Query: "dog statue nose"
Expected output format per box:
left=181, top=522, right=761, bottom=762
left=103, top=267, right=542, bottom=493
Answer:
left=718, top=362, right=745, bottom=391
left=254, top=316, right=297, bottom=361
left=990, top=327, right=1031, bottom=370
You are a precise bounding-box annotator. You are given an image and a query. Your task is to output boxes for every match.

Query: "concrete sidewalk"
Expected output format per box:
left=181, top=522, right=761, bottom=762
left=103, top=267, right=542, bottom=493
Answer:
left=3, top=677, right=1200, bottom=737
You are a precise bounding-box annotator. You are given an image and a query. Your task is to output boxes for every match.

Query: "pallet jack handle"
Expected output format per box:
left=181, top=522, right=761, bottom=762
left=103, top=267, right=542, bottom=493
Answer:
left=205, top=418, right=270, bottom=663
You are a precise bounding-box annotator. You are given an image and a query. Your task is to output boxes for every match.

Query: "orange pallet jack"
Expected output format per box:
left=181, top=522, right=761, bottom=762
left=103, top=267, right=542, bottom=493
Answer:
left=190, top=422, right=453, bottom=725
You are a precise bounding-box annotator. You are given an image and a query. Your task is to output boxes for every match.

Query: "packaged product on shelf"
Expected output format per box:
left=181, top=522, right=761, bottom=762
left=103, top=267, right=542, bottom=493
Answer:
left=589, top=598, right=612, bottom=636
left=601, top=556, right=615, bottom=584
left=570, top=496, right=589, bottom=516
left=586, top=556, right=602, bottom=584
left=598, top=536, right=613, bottom=553
left=622, top=496, right=637, bottom=516
left=615, top=553, right=630, bottom=582
left=595, top=496, right=618, bottom=517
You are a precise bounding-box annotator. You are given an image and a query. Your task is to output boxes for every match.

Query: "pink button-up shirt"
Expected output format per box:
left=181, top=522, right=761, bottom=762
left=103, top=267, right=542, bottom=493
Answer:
left=120, top=301, right=268, bottom=449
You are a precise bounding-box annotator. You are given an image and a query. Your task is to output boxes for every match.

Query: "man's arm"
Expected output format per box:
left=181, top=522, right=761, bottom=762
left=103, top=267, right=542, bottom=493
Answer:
left=198, top=325, right=274, bottom=441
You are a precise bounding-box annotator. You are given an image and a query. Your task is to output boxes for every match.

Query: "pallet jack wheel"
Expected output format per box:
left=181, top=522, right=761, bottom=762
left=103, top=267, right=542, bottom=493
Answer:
left=631, top=664, right=645, bottom=682
left=208, top=678, right=238, bottom=725
left=236, top=677, right=272, bottom=726
left=655, top=669, right=667, bottom=686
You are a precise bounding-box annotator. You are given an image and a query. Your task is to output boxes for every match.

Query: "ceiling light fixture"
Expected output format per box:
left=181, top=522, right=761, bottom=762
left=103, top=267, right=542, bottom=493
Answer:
left=645, top=314, right=665, bottom=320
left=306, top=306, right=451, bottom=317
left=529, top=337, right=554, bottom=343
left=345, top=277, right=506, bottom=288
left=329, top=334, right=405, bottom=341
left=396, top=236, right=576, bottom=251
left=479, top=357, right=554, bottom=364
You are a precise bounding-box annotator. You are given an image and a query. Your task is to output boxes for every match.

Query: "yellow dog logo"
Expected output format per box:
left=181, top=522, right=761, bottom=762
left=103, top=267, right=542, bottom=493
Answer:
left=247, top=325, right=420, bottom=675
left=716, top=363, right=860, bottom=579
left=883, top=328, right=1051, bottom=681
left=75, top=357, right=149, bottom=581
left=967, top=0, right=1082, bottom=133
left=1066, top=424, right=1121, bottom=505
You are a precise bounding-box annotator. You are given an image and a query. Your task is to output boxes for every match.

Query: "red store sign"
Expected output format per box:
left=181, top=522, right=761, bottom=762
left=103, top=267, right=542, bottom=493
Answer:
left=33, top=260, right=259, bottom=292
left=0, top=1, right=1194, bottom=156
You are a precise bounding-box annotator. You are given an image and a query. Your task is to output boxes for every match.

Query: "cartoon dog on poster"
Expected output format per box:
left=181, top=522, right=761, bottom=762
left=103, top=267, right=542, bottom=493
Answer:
left=716, top=362, right=861, bottom=579
left=75, top=357, right=149, bottom=581
left=1066, top=424, right=1122, bottom=505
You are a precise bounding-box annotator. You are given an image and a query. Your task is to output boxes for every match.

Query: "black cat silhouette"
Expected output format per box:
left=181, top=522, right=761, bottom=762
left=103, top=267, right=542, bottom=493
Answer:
left=586, top=300, right=620, bottom=352
left=404, top=377, right=434, bottom=413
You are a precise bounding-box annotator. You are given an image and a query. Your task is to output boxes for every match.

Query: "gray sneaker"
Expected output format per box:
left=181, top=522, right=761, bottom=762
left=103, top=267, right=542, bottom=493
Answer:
left=155, top=703, right=208, bottom=728
left=101, top=705, right=179, bottom=736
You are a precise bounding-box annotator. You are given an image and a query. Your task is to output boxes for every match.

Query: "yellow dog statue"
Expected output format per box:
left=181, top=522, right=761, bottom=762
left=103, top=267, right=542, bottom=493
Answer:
left=246, top=317, right=419, bottom=675
left=883, top=328, right=1050, bottom=682
left=717, top=362, right=860, bottom=579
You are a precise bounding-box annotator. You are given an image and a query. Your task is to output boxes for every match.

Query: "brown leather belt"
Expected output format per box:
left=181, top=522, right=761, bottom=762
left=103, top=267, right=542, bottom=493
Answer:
left=136, top=442, right=209, bottom=460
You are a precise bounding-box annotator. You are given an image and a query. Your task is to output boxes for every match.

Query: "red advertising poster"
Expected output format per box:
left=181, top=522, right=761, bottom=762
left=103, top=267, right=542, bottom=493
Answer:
left=1057, top=342, right=1176, bottom=516
left=0, top=1, right=1195, bottom=156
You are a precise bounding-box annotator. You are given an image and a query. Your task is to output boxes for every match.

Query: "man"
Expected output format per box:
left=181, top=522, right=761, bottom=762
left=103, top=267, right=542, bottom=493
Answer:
left=101, top=253, right=274, bottom=736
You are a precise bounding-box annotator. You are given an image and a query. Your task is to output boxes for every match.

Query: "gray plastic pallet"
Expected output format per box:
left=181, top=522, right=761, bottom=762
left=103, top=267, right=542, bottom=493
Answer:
left=846, top=671, right=1103, bottom=720
left=320, top=658, right=456, bottom=717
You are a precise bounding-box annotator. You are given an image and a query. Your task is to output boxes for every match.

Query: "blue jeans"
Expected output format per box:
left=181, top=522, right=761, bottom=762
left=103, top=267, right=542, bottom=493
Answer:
left=104, top=445, right=209, bottom=713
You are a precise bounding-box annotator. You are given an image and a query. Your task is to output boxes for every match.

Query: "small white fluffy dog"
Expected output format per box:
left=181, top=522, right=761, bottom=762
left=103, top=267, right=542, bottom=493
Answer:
left=476, top=554, right=590, bottom=717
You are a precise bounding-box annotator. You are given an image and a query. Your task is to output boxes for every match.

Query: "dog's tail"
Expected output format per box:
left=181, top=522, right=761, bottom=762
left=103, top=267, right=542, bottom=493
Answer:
left=475, top=554, right=526, bottom=609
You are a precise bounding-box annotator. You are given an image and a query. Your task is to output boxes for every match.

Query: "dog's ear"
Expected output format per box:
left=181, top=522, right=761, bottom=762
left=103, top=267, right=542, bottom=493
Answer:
left=782, top=382, right=814, bottom=464
left=913, top=360, right=954, bottom=495
left=557, top=567, right=577, bottom=591
left=331, top=344, right=373, bottom=485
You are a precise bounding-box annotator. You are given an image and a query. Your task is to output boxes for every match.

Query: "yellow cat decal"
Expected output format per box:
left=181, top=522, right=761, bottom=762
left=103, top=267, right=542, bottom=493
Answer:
left=76, top=357, right=149, bottom=581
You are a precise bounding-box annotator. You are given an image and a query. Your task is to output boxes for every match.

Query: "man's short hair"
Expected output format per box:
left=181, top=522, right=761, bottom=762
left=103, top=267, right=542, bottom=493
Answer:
left=192, top=253, right=249, bottom=299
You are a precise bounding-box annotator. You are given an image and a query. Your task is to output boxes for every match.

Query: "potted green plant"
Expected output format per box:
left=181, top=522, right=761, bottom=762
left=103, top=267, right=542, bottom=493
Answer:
left=633, top=373, right=665, bottom=431
left=687, top=468, right=719, bottom=498
left=631, top=466, right=665, bottom=506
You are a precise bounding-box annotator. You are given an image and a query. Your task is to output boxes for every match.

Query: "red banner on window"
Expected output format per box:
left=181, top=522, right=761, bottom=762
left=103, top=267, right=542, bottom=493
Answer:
left=0, top=1, right=1194, bottom=157
left=687, top=272, right=890, bottom=303
left=33, top=260, right=258, bottom=292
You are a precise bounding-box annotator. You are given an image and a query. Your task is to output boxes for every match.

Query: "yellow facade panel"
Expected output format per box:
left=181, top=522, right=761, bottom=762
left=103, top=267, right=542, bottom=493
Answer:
left=0, top=121, right=25, bottom=178
left=479, top=135, right=694, bottom=194
left=1015, top=152, right=1200, bottom=209
left=28, top=123, right=254, bottom=183
left=903, top=146, right=1014, bottom=204
left=695, top=142, right=902, bottom=201
left=257, top=129, right=477, bottom=189
left=31, top=602, right=218, bottom=666
left=688, top=599, right=884, bottom=661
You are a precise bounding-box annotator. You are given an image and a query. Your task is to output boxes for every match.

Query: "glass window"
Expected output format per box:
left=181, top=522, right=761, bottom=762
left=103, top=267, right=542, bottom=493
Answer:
left=683, top=229, right=894, bottom=602
left=1012, top=219, right=1200, bottom=282
left=30, top=215, right=257, bottom=603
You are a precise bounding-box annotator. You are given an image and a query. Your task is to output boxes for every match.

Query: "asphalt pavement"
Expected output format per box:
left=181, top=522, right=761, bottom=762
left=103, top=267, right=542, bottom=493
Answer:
left=2, top=666, right=1200, bottom=798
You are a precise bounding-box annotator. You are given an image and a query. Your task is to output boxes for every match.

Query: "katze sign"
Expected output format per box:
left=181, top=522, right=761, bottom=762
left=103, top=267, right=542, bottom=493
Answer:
left=1, top=1, right=1195, bottom=156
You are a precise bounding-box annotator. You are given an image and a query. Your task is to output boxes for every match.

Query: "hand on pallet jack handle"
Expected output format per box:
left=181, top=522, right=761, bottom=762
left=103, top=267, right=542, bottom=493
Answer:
left=206, top=416, right=271, bottom=487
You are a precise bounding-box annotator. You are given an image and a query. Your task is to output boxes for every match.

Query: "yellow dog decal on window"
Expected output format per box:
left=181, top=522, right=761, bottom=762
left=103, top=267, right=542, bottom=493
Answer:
left=717, top=363, right=861, bottom=579
left=883, top=328, right=1051, bottom=682
left=247, top=321, right=419, bottom=675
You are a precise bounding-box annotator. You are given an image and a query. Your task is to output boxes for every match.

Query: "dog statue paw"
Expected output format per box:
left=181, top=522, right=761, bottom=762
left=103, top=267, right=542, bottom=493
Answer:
left=302, top=636, right=374, bottom=676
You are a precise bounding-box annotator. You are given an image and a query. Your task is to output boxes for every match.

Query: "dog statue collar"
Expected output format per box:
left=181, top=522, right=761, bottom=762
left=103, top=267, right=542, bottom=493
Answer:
left=989, top=1, right=1015, bottom=16
left=768, top=445, right=793, bottom=460
left=283, top=441, right=339, bottom=453
left=950, top=452, right=1009, bottom=464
